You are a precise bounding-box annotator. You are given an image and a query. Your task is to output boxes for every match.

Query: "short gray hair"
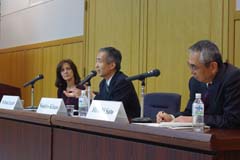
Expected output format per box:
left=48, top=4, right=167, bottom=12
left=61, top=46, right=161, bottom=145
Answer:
left=98, top=47, right=122, bottom=71
left=188, top=40, right=223, bottom=67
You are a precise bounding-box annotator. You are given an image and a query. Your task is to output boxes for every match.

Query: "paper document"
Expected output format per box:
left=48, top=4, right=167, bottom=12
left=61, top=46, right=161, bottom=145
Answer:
left=133, top=122, right=210, bottom=129
left=159, top=122, right=193, bottom=127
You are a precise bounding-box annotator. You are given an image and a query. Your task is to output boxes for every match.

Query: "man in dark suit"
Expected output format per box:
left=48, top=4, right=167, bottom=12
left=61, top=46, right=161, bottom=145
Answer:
left=94, top=47, right=140, bottom=119
left=156, top=40, right=240, bottom=128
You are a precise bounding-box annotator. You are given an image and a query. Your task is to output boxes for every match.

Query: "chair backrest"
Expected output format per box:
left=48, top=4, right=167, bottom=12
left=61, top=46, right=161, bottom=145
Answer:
left=143, top=92, right=181, bottom=121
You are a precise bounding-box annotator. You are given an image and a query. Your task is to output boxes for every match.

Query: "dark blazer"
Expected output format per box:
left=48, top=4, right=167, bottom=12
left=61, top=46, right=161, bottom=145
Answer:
left=175, top=63, right=240, bottom=128
left=94, top=71, right=141, bottom=119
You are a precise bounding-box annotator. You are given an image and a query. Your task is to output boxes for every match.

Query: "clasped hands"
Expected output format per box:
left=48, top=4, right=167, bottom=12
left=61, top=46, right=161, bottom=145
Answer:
left=156, top=111, right=192, bottom=123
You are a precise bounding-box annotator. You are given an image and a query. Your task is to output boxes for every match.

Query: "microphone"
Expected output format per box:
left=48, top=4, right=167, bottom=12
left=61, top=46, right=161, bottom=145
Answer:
left=23, top=74, right=44, bottom=87
left=78, top=70, right=97, bottom=86
left=126, top=69, right=160, bottom=81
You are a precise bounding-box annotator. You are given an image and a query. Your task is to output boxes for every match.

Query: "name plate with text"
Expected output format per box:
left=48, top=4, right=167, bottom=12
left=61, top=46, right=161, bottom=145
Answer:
left=37, top=98, right=67, bottom=115
left=86, top=100, right=128, bottom=123
left=0, top=95, right=23, bottom=110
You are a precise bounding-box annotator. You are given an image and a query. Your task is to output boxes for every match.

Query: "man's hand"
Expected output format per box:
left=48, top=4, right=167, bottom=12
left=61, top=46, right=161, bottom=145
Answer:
left=174, top=116, right=192, bottom=122
left=63, top=87, right=81, bottom=98
left=156, top=111, right=173, bottom=123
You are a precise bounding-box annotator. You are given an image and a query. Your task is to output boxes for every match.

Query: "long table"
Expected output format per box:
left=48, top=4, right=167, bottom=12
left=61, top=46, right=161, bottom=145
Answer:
left=1, top=109, right=240, bottom=160
left=51, top=115, right=240, bottom=160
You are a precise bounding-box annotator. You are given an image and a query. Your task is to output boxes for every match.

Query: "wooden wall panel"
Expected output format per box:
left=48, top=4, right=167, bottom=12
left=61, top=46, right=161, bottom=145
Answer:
left=0, top=53, right=11, bottom=84
left=222, top=0, right=229, bottom=61
left=210, top=0, right=225, bottom=53
left=62, top=42, right=85, bottom=78
left=146, top=0, right=225, bottom=110
left=9, top=51, right=25, bottom=99
left=9, top=51, right=25, bottom=87
left=234, top=21, right=240, bottom=67
left=42, top=46, right=62, bottom=99
left=86, top=0, right=142, bottom=93
left=229, top=0, right=240, bottom=64
left=23, top=49, right=43, bottom=107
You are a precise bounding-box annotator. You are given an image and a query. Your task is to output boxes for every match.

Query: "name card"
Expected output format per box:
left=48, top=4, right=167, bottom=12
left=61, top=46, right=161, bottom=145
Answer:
left=37, top=98, right=67, bottom=115
left=86, top=100, right=128, bottom=123
left=0, top=95, right=23, bottom=110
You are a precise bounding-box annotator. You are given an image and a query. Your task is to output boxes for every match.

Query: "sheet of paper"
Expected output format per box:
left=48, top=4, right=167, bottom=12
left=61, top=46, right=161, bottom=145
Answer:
left=133, top=122, right=210, bottom=129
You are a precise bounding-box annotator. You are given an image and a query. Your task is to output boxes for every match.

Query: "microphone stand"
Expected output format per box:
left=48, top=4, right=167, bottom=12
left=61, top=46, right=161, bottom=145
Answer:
left=31, top=83, right=35, bottom=108
left=25, top=83, right=37, bottom=111
left=140, top=79, right=145, bottom=118
left=86, top=80, right=91, bottom=109
left=131, top=79, right=152, bottom=123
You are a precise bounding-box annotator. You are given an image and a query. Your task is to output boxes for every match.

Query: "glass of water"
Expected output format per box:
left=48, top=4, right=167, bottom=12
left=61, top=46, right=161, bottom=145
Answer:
left=65, top=105, right=74, bottom=116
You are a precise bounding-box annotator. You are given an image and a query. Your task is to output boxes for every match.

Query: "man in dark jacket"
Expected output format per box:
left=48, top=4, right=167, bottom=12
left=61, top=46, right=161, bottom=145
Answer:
left=94, top=47, right=140, bottom=119
left=156, top=40, right=240, bottom=128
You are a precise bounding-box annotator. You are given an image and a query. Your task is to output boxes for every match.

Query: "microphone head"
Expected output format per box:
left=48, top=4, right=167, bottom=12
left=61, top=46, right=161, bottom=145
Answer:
left=23, top=74, right=44, bottom=87
left=90, top=70, right=97, bottom=76
left=149, top=69, right=160, bottom=77
left=38, top=74, right=44, bottom=79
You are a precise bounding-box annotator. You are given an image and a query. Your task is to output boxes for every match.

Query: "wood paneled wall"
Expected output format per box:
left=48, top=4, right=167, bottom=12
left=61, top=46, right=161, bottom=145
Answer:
left=85, top=0, right=144, bottom=93
left=145, top=0, right=228, bottom=109
left=0, top=37, right=85, bottom=107
left=0, top=0, right=236, bottom=111
left=85, top=0, right=228, bottom=110
left=234, top=21, right=240, bottom=66
left=229, top=0, right=240, bottom=67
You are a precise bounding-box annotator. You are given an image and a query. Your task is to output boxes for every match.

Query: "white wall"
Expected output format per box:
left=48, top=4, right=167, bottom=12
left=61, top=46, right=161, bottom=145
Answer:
left=1, top=0, right=30, bottom=16
left=0, top=0, right=84, bottom=49
left=237, top=0, right=240, bottom=11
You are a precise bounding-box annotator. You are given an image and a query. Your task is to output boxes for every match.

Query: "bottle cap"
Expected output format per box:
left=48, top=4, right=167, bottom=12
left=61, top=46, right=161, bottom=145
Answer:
left=195, top=93, right=201, bottom=99
left=81, top=90, right=86, bottom=95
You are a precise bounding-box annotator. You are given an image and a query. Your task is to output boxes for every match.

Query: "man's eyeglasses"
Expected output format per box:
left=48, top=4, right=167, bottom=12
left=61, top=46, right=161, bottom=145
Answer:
left=187, top=62, right=200, bottom=71
left=187, top=61, right=213, bottom=71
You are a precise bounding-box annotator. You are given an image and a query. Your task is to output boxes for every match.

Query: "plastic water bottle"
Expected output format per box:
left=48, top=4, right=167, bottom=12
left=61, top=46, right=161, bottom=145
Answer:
left=78, top=90, right=88, bottom=117
left=192, top=93, right=204, bottom=132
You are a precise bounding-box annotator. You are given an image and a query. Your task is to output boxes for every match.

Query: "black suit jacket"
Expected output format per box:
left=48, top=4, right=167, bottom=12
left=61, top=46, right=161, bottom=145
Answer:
left=94, top=71, right=140, bottom=119
left=175, top=63, right=240, bottom=128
